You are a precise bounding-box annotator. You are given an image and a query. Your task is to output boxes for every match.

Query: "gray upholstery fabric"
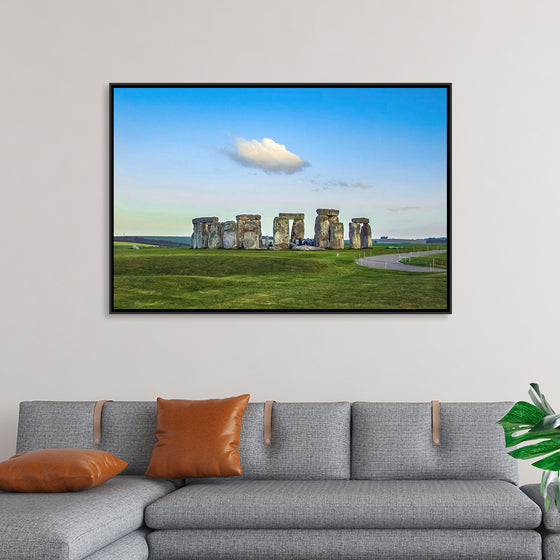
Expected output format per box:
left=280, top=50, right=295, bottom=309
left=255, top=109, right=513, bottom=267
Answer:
left=544, top=533, right=560, bottom=560
left=352, top=402, right=518, bottom=483
left=17, top=401, right=96, bottom=453
left=147, top=529, right=541, bottom=560
left=0, top=476, right=178, bottom=560
left=238, top=402, right=351, bottom=479
left=522, top=484, right=560, bottom=534
left=83, top=529, right=149, bottom=560
left=16, top=401, right=351, bottom=479
left=99, top=402, right=157, bottom=475
left=145, top=479, right=541, bottom=530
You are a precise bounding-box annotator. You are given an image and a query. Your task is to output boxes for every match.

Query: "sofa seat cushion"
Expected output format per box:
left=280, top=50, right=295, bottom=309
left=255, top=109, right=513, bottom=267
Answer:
left=145, top=479, right=541, bottom=530
left=147, top=529, right=542, bottom=560
left=0, top=475, right=179, bottom=560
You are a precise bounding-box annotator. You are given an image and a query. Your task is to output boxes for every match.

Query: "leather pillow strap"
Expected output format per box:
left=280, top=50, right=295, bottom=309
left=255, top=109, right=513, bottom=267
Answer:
left=431, top=400, right=440, bottom=446
left=93, top=400, right=113, bottom=445
left=263, top=400, right=275, bottom=446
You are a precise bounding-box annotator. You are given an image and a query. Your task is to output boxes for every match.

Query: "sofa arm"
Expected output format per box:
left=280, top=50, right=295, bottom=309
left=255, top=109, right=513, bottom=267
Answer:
left=522, top=484, right=560, bottom=560
left=522, top=484, right=560, bottom=534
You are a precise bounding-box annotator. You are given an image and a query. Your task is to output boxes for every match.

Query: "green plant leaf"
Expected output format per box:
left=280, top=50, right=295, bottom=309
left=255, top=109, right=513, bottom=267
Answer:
left=529, top=383, right=556, bottom=415
left=530, top=414, right=560, bottom=432
left=498, top=401, right=545, bottom=427
left=541, top=470, right=557, bottom=495
left=548, top=475, right=560, bottom=512
left=532, top=451, right=560, bottom=471
left=498, top=388, right=560, bottom=484
left=509, top=439, right=560, bottom=460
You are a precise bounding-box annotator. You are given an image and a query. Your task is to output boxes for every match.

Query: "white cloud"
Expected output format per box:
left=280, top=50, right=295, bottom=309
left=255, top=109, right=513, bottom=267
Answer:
left=223, top=137, right=309, bottom=174
left=312, top=178, right=373, bottom=191
left=387, top=206, right=419, bottom=212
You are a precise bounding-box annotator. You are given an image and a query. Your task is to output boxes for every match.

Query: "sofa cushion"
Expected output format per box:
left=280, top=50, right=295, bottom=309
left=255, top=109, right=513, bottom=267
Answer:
left=0, top=475, right=179, bottom=560
left=83, top=529, right=149, bottom=560
left=147, top=529, right=541, bottom=560
left=145, top=479, right=541, bottom=530
left=17, top=401, right=352, bottom=479
left=238, top=402, right=351, bottom=479
left=522, top=483, right=560, bottom=533
left=352, top=402, right=518, bottom=483
left=544, top=533, right=560, bottom=560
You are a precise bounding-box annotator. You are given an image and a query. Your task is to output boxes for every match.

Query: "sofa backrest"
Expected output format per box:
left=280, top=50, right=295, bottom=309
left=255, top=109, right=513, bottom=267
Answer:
left=16, top=401, right=352, bottom=479
left=351, top=402, right=518, bottom=484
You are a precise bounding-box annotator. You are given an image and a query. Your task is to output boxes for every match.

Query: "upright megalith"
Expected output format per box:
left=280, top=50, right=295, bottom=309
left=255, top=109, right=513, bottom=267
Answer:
left=208, top=221, right=223, bottom=249
left=315, top=209, right=340, bottom=249
left=330, top=222, right=345, bottom=250
left=221, top=220, right=238, bottom=249
left=350, top=218, right=372, bottom=249
left=273, top=213, right=305, bottom=249
left=192, top=217, right=219, bottom=249
left=349, top=222, right=361, bottom=249
left=236, top=214, right=262, bottom=250
left=273, top=216, right=290, bottom=249
left=291, top=218, right=305, bottom=243
left=360, top=222, right=372, bottom=248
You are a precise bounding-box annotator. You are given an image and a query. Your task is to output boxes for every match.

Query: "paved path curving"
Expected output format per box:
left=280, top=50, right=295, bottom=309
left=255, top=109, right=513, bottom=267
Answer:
left=357, top=249, right=447, bottom=272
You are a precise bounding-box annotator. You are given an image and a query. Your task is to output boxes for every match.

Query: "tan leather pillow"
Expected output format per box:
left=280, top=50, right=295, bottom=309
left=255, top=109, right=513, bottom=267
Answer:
left=145, top=394, right=250, bottom=479
left=0, top=448, right=128, bottom=492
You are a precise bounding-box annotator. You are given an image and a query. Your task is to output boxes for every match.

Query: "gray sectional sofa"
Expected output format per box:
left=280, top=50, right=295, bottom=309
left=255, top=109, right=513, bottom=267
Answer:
left=0, top=400, right=557, bottom=559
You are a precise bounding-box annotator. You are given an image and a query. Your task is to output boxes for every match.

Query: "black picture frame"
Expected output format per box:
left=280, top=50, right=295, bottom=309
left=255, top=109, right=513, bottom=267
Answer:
left=110, top=83, right=451, bottom=314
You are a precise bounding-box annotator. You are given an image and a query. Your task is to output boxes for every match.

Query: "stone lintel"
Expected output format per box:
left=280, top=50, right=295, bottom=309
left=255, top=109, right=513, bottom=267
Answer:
left=236, top=214, right=261, bottom=221
left=316, top=208, right=339, bottom=216
left=278, top=213, right=304, bottom=220
left=192, top=216, right=219, bottom=224
left=351, top=217, right=370, bottom=224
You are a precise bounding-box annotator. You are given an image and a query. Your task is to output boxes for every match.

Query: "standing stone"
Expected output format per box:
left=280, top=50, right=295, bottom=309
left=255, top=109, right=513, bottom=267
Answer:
left=273, top=216, right=290, bottom=249
left=191, top=217, right=218, bottom=249
left=330, top=222, right=344, bottom=250
left=208, top=221, right=223, bottom=249
left=360, top=223, right=372, bottom=249
left=222, top=220, right=238, bottom=249
left=349, top=222, right=361, bottom=249
left=315, top=209, right=340, bottom=248
left=237, top=214, right=262, bottom=249
left=291, top=219, right=305, bottom=243
left=314, top=215, right=331, bottom=248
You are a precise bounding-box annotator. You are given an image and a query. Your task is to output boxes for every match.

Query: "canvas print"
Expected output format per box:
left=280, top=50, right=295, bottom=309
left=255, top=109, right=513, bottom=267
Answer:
left=111, top=84, right=450, bottom=312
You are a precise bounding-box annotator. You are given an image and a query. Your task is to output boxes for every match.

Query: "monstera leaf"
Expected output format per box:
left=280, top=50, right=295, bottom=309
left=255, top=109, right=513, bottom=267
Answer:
left=498, top=383, right=560, bottom=511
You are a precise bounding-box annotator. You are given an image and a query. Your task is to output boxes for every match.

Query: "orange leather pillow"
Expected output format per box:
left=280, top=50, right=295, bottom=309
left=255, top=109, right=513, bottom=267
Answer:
left=145, top=394, right=250, bottom=479
left=0, top=448, right=128, bottom=492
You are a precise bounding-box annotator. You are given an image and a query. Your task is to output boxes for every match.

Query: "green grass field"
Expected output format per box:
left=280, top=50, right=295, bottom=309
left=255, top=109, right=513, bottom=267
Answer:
left=401, top=252, right=448, bottom=270
left=113, top=244, right=448, bottom=311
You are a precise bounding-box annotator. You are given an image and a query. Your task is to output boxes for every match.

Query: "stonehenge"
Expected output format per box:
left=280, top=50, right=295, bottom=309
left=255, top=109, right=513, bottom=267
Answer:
left=236, top=214, right=262, bottom=250
left=191, top=217, right=219, bottom=249
left=222, top=220, right=238, bottom=249
left=314, top=209, right=343, bottom=249
left=330, top=222, right=345, bottom=250
left=207, top=221, right=223, bottom=249
left=349, top=218, right=372, bottom=249
left=273, top=213, right=305, bottom=249
left=192, top=209, right=373, bottom=250
left=192, top=214, right=262, bottom=250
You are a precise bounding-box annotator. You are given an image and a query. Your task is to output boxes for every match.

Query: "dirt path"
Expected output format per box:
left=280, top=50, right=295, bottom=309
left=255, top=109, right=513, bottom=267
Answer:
left=357, top=249, right=447, bottom=272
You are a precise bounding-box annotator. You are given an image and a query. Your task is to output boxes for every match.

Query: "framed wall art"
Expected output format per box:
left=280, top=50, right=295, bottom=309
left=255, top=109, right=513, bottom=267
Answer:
left=111, top=83, right=451, bottom=313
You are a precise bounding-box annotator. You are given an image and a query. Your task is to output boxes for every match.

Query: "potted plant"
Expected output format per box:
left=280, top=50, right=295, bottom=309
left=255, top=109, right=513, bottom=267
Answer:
left=498, top=383, right=560, bottom=511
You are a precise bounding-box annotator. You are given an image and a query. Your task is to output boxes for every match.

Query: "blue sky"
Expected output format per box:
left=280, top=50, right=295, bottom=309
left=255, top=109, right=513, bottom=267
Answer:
left=113, top=86, right=448, bottom=238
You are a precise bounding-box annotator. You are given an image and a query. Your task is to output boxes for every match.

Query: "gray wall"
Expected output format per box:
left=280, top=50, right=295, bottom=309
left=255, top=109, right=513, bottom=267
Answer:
left=1, top=0, right=559, bottom=484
